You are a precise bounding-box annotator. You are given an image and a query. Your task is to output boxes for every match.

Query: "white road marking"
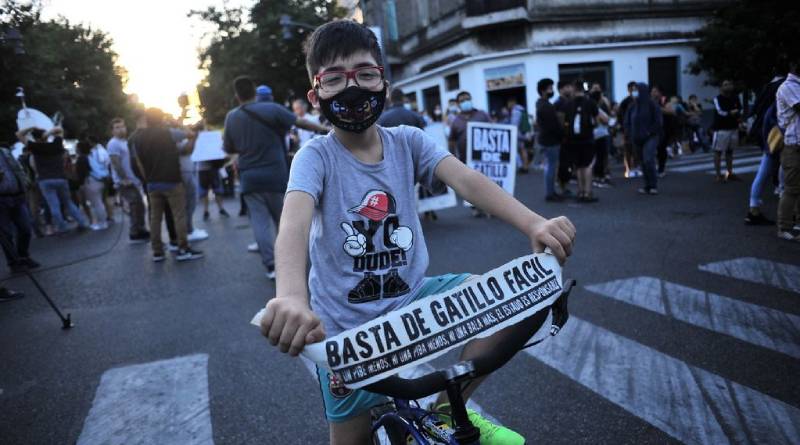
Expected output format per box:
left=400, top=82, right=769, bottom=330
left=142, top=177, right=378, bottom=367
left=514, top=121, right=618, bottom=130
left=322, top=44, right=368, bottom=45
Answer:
left=665, top=150, right=759, bottom=168
left=704, top=163, right=762, bottom=174
left=669, top=155, right=762, bottom=173
left=525, top=317, right=800, bottom=445
left=699, top=257, right=800, bottom=294
left=77, top=354, right=213, bottom=445
left=585, top=276, right=800, bottom=358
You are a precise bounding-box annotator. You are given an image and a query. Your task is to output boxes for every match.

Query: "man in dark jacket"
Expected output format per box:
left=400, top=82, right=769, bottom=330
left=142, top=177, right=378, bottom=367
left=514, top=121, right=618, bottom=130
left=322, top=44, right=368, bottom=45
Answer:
left=535, top=78, right=564, bottom=201
left=0, top=144, right=39, bottom=273
left=129, top=108, right=202, bottom=262
left=711, top=80, right=743, bottom=181
left=624, top=82, right=663, bottom=195
left=377, top=88, right=426, bottom=129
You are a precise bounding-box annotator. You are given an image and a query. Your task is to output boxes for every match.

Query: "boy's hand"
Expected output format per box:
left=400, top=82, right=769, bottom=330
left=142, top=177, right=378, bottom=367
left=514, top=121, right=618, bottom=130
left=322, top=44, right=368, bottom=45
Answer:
left=527, top=216, right=576, bottom=265
left=260, top=297, right=326, bottom=356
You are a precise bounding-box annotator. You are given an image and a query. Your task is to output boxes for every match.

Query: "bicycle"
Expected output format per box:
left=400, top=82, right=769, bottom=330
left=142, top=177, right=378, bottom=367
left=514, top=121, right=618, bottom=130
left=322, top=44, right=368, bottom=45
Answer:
left=365, top=279, right=576, bottom=445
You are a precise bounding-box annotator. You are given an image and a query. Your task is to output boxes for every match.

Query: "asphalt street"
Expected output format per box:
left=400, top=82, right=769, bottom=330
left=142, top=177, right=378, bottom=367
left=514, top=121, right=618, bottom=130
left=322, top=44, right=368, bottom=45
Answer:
left=1, top=147, right=798, bottom=445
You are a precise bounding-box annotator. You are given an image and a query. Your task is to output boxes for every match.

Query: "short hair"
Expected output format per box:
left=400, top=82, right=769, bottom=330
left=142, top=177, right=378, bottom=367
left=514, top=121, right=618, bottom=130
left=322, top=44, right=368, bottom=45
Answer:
left=234, top=76, right=256, bottom=101
left=144, top=108, right=164, bottom=127
left=537, top=78, right=554, bottom=95
left=627, top=81, right=637, bottom=89
left=304, top=20, right=383, bottom=84
left=390, top=87, right=405, bottom=104
left=31, top=128, right=45, bottom=140
left=109, top=117, right=125, bottom=129
left=456, top=91, right=471, bottom=102
left=688, top=94, right=697, bottom=100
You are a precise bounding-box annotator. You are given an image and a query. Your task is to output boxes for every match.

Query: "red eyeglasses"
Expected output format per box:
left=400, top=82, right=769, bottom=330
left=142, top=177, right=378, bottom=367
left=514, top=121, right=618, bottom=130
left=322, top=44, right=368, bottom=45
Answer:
left=314, top=66, right=385, bottom=94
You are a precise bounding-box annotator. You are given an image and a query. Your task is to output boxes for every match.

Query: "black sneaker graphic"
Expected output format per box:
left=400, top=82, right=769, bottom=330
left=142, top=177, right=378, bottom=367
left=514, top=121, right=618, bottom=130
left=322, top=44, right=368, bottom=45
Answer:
left=382, top=269, right=410, bottom=299
left=348, top=272, right=382, bottom=304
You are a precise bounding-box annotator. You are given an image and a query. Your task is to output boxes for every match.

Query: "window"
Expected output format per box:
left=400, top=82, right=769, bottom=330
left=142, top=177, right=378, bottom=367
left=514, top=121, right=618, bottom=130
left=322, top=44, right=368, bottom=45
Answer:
left=558, top=62, right=613, bottom=97
left=445, top=72, right=459, bottom=91
left=648, top=57, right=679, bottom=99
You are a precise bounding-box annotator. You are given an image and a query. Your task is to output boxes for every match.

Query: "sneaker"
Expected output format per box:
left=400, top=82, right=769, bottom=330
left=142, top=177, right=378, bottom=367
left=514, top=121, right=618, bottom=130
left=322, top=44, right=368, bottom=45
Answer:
left=638, top=187, right=658, bottom=195
left=744, top=211, right=774, bottom=226
left=203, top=211, right=210, bottom=221
left=382, top=269, right=410, bottom=298
left=794, top=224, right=800, bottom=232
left=129, top=231, right=150, bottom=244
left=0, top=287, right=25, bottom=302
left=188, top=229, right=209, bottom=242
left=435, top=404, right=524, bottom=445
left=247, top=242, right=259, bottom=253
left=265, top=265, right=276, bottom=280
left=219, top=208, right=230, bottom=218
left=153, top=253, right=166, bottom=262
left=167, top=243, right=179, bottom=253
left=347, top=272, right=382, bottom=304
left=90, top=222, right=108, bottom=231
left=777, top=231, right=800, bottom=242
left=176, top=248, right=204, bottom=262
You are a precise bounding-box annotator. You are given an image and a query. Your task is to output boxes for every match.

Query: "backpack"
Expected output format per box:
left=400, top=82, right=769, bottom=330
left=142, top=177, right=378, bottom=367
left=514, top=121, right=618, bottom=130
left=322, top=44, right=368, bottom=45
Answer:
left=518, top=108, right=532, bottom=134
left=567, top=98, right=595, bottom=141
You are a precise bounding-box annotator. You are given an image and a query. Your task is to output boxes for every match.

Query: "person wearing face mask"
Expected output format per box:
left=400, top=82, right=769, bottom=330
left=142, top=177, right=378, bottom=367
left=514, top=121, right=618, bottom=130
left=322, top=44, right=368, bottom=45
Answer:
left=618, top=81, right=641, bottom=178
left=624, top=82, right=663, bottom=195
left=711, top=79, right=743, bottom=182
left=377, top=87, right=426, bottom=129
left=448, top=91, right=490, bottom=164
left=535, top=78, right=564, bottom=201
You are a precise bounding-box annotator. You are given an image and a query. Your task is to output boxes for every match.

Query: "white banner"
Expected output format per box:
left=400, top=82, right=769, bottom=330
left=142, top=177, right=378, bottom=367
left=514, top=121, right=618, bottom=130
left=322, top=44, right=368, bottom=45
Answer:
left=252, top=253, right=562, bottom=389
left=465, top=122, right=517, bottom=201
left=190, top=131, right=226, bottom=162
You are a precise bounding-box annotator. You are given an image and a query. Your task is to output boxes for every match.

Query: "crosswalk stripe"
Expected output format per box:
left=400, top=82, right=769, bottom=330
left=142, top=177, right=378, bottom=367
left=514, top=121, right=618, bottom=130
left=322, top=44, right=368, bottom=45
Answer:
left=524, top=317, right=800, bottom=445
left=699, top=257, right=800, bottom=294
left=585, top=276, right=800, bottom=358
left=77, top=354, right=213, bottom=445
left=666, top=151, right=760, bottom=168
left=704, top=163, right=762, bottom=174
left=670, top=156, right=762, bottom=173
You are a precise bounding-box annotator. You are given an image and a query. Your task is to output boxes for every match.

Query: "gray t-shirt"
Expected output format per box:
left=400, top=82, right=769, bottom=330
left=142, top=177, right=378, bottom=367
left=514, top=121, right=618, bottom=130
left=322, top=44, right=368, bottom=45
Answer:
left=287, top=125, right=451, bottom=336
left=223, top=102, right=296, bottom=194
left=106, top=137, right=141, bottom=187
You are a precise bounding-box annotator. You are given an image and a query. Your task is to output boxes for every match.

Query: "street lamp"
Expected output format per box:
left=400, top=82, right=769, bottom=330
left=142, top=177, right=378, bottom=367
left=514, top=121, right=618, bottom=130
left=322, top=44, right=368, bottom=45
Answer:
left=0, top=27, right=25, bottom=55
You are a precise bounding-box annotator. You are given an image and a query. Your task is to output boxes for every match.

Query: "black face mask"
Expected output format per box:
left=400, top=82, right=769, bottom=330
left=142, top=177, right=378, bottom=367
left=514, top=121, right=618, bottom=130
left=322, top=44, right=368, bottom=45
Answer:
left=318, top=85, right=387, bottom=133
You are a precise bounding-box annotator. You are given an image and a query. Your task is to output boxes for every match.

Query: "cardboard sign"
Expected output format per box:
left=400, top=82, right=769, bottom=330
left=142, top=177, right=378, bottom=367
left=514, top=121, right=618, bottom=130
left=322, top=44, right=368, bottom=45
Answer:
left=251, top=253, right=563, bottom=389
left=465, top=122, right=517, bottom=199
left=190, top=131, right=226, bottom=162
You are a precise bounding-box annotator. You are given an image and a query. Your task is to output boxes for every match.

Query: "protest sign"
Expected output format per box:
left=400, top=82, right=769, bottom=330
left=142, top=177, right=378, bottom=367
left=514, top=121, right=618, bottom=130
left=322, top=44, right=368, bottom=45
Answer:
left=465, top=122, right=517, bottom=198
left=190, top=131, right=226, bottom=162
left=252, top=253, right=563, bottom=389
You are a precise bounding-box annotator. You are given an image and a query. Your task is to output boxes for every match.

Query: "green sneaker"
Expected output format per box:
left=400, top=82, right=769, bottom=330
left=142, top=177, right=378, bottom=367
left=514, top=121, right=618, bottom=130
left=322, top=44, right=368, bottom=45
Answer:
left=432, top=403, right=525, bottom=444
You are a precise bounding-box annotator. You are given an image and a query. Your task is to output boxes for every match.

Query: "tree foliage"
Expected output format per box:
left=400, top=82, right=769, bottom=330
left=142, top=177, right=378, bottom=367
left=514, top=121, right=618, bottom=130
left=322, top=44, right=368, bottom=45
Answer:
left=0, top=0, right=130, bottom=143
left=192, top=0, right=347, bottom=126
left=690, top=0, right=800, bottom=90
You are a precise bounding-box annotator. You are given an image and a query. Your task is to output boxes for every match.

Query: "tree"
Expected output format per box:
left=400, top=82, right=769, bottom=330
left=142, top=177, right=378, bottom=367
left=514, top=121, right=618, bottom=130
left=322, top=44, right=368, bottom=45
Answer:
left=192, top=0, right=347, bottom=126
left=0, top=0, right=130, bottom=143
left=690, top=0, right=800, bottom=91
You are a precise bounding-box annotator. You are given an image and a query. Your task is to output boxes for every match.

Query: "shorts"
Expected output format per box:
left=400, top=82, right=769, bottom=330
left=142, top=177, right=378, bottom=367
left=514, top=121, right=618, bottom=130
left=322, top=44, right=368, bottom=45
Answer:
left=316, top=273, right=471, bottom=423
left=712, top=129, right=738, bottom=152
left=568, top=141, right=595, bottom=168
left=197, top=170, right=222, bottom=196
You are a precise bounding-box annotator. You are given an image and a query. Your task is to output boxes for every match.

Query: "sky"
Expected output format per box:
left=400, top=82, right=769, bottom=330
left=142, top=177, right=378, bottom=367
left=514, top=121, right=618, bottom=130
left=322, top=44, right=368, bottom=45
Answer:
left=42, top=0, right=252, bottom=118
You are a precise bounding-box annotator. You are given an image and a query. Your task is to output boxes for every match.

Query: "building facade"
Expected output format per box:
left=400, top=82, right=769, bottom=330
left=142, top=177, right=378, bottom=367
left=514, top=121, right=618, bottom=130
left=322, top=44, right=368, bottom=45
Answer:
left=361, top=0, right=732, bottom=116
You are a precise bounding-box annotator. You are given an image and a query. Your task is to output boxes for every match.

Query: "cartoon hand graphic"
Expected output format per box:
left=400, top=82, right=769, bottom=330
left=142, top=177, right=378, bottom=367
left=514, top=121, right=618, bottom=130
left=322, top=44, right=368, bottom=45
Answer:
left=390, top=226, right=413, bottom=251
left=341, top=222, right=367, bottom=257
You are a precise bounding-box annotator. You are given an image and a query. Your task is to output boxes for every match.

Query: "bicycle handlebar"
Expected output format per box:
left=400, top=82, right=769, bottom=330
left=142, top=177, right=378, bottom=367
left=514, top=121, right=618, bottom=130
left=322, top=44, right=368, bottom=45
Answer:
left=363, top=279, right=575, bottom=399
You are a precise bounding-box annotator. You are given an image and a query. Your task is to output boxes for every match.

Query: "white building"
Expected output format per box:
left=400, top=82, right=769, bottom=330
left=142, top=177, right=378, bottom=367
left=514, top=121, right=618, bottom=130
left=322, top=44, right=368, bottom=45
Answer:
left=362, top=0, right=732, bottom=115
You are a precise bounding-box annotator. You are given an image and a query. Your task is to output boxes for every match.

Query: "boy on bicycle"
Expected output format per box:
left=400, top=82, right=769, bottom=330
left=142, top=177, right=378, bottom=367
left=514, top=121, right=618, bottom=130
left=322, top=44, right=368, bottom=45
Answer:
left=260, top=20, right=576, bottom=444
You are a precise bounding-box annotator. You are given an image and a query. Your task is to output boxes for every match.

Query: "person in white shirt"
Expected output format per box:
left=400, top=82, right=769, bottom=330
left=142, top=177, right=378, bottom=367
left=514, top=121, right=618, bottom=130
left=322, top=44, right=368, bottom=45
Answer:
left=290, top=98, right=321, bottom=151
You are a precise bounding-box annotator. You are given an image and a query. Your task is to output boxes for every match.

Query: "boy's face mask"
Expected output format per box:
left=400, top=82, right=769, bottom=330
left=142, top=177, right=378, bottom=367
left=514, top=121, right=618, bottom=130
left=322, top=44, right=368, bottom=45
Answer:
left=459, top=100, right=473, bottom=112
left=318, top=85, right=387, bottom=134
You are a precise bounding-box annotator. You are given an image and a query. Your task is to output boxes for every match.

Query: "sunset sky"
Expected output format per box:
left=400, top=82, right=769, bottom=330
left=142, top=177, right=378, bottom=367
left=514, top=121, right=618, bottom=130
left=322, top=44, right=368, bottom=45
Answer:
left=42, top=0, right=251, bottom=118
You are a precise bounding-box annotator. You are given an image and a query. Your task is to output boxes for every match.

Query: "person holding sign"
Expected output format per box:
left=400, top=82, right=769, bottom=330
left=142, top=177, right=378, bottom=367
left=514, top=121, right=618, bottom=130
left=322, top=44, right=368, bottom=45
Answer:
left=258, top=21, right=575, bottom=445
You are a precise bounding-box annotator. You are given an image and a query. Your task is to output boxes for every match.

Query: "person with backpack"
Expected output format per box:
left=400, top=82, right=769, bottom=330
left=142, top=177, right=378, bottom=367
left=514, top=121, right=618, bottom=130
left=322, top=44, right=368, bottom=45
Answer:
left=564, top=80, right=603, bottom=202
left=223, top=76, right=329, bottom=279
left=507, top=97, right=532, bottom=174
left=624, top=82, right=663, bottom=195
left=75, top=140, right=110, bottom=230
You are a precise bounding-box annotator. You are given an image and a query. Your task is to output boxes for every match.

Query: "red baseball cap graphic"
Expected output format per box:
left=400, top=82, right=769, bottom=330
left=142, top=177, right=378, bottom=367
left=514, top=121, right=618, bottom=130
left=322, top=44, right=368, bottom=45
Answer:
left=348, top=190, right=396, bottom=221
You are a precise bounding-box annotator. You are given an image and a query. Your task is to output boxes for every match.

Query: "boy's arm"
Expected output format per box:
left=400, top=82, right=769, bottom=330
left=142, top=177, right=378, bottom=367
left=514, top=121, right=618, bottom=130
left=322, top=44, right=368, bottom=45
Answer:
left=435, top=157, right=575, bottom=263
left=260, top=191, right=325, bottom=356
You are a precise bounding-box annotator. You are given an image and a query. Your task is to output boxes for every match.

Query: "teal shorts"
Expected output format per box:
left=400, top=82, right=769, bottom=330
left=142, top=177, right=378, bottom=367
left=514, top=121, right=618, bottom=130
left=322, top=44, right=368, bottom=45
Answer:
left=316, top=273, right=471, bottom=423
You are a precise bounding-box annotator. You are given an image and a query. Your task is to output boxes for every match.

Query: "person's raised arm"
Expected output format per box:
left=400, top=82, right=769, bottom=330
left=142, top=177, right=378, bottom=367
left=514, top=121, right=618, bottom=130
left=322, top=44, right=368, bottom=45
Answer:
left=435, top=157, right=576, bottom=264
left=260, top=191, right=325, bottom=356
left=295, top=117, right=330, bottom=134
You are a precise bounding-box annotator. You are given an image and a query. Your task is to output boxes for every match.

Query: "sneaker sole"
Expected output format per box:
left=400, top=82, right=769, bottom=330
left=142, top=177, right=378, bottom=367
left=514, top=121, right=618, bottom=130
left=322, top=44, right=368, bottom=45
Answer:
left=176, top=254, right=204, bottom=261
left=153, top=257, right=166, bottom=262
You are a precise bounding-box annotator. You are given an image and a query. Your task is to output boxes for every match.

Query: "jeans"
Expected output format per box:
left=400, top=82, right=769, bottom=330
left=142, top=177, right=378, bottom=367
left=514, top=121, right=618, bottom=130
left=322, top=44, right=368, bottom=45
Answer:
left=243, top=191, right=284, bottom=269
left=81, top=177, right=107, bottom=224
left=638, top=135, right=659, bottom=190
left=540, top=143, right=560, bottom=197
left=778, top=145, right=800, bottom=231
left=182, top=171, right=197, bottom=233
left=148, top=184, right=188, bottom=255
left=118, top=184, right=146, bottom=235
left=0, top=196, right=32, bottom=265
left=38, top=178, right=88, bottom=230
left=749, top=153, right=776, bottom=208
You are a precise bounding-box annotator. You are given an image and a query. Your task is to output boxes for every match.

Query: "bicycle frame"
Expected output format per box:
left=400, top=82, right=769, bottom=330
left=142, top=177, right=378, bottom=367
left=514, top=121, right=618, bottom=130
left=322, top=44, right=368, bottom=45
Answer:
left=372, top=398, right=459, bottom=445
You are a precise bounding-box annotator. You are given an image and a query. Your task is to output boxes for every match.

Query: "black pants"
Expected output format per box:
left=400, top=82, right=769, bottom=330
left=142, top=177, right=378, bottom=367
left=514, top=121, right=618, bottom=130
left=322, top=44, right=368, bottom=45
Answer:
left=558, top=144, right=573, bottom=185
left=657, top=137, right=668, bottom=174
left=0, top=198, right=32, bottom=265
left=593, top=136, right=610, bottom=179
